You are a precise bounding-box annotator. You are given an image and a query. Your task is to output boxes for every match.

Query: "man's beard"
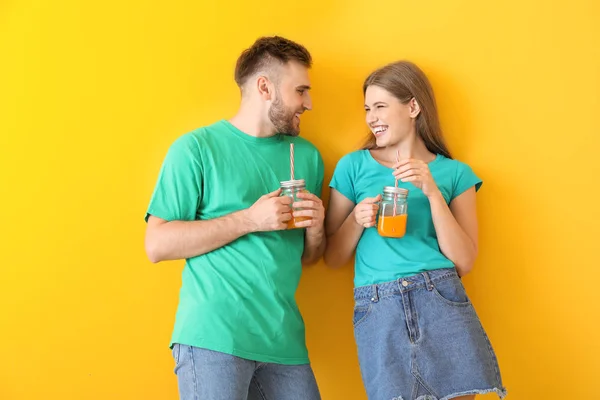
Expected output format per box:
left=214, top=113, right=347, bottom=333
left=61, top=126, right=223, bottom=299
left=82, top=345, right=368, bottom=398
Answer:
left=268, top=93, right=300, bottom=137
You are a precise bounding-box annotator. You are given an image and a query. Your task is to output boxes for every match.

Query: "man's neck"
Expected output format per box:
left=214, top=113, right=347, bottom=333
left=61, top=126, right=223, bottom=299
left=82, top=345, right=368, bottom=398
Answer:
left=228, top=105, right=277, bottom=138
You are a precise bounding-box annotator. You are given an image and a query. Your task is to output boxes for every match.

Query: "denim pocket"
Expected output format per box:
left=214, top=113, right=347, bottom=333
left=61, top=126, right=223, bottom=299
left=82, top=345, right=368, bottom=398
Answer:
left=432, top=276, right=471, bottom=307
left=172, top=343, right=181, bottom=364
left=353, top=299, right=373, bottom=327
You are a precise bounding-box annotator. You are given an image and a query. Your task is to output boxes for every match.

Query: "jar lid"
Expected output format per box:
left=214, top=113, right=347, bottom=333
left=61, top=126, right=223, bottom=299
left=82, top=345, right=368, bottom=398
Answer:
left=383, top=186, right=408, bottom=197
left=280, top=179, right=306, bottom=188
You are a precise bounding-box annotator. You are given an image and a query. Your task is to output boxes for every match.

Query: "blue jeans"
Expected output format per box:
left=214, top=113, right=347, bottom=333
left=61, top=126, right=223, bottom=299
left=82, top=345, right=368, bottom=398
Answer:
left=172, top=344, right=321, bottom=400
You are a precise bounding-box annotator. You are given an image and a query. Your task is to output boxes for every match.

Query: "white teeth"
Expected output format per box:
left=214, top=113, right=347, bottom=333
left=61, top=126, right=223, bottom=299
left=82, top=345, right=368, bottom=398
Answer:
left=373, top=126, right=387, bottom=134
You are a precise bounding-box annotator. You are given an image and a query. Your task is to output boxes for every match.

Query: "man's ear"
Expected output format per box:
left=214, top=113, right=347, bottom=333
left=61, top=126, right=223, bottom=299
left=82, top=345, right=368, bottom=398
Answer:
left=257, top=76, right=272, bottom=100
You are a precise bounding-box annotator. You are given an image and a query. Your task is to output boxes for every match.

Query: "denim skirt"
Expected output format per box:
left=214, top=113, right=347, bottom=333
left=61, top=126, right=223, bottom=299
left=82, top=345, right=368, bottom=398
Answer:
left=353, top=268, right=507, bottom=400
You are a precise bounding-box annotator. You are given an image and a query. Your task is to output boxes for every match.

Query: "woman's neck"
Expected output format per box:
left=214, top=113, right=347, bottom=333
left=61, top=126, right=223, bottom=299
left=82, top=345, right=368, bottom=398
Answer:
left=371, top=137, right=436, bottom=165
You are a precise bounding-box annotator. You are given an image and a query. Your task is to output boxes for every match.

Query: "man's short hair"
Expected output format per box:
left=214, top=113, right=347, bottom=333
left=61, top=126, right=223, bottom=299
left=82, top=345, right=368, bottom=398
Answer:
left=234, top=36, right=312, bottom=88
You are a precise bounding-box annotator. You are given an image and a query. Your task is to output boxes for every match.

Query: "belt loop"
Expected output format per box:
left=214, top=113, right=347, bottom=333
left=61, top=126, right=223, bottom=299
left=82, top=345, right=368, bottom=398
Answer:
left=370, top=284, right=379, bottom=302
left=423, top=271, right=434, bottom=291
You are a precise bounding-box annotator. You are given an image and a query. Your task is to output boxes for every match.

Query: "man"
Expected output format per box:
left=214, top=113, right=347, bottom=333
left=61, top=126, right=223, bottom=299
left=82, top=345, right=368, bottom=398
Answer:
left=144, top=36, right=325, bottom=400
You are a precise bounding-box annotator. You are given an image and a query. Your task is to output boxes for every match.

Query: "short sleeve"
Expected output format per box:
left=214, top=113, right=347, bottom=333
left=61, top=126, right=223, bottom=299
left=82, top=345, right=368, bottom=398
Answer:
left=145, top=134, right=203, bottom=222
left=314, top=150, right=325, bottom=197
left=329, top=153, right=356, bottom=204
left=452, top=161, right=482, bottom=200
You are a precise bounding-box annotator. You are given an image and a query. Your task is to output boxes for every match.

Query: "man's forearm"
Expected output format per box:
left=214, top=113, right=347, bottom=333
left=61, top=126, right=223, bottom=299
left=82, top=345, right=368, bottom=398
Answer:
left=301, top=229, right=326, bottom=266
left=145, top=211, right=255, bottom=263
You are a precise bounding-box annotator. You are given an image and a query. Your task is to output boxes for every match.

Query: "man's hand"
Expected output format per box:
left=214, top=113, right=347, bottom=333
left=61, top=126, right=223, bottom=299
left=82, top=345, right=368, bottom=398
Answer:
left=291, top=192, right=325, bottom=236
left=245, top=189, right=293, bottom=232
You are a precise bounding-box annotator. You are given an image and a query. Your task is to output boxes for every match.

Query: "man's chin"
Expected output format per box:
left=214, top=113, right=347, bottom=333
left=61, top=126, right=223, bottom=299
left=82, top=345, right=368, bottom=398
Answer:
left=279, top=126, right=300, bottom=137
left=273, top=118, right=300, bottom=137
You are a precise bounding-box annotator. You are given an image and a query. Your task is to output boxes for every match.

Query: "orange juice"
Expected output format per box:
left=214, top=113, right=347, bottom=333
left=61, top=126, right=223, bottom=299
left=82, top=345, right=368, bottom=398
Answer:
left=280, top=178, right=311, bottom=230
left=377, top=214, right=407, bottom=238
left=287, top=216, right=311, bottom=229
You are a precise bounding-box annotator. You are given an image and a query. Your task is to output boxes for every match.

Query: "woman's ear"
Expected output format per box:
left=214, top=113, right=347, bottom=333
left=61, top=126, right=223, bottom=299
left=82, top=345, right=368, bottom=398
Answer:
left=409, top=97, right=421, bottom=118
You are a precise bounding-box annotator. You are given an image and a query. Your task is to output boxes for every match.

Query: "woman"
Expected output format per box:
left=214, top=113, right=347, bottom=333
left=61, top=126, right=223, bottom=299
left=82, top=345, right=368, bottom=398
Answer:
left=324, top=61, right=506, bottom=400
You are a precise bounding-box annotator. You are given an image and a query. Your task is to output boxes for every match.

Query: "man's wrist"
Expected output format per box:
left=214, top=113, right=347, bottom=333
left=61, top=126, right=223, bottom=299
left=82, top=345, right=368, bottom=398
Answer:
left=235, top=209, right=257, bottom=234
left=306, top=225, right=325, bottom=240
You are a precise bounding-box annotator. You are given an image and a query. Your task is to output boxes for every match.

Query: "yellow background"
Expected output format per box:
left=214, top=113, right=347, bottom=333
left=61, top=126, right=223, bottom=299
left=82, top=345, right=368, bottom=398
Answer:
left=1, top=0, right=599, bottom=398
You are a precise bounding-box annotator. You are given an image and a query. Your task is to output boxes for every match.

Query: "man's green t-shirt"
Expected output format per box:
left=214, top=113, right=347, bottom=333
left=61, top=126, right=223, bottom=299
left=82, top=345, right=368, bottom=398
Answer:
left=145, top=120, right=324, bottom=365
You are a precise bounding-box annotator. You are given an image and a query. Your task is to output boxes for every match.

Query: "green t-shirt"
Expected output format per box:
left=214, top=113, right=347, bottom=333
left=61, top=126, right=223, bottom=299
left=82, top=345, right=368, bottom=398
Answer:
left=329, top=150, right=482, bottom=287
left=145, top=120, right=324, bottom=365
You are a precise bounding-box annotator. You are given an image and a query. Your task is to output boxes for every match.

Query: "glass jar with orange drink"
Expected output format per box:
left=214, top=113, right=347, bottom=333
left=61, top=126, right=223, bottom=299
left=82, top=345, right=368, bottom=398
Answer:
left=377, top=186, right=408, bottom=238
left=280, top=179, right=311, bottom=229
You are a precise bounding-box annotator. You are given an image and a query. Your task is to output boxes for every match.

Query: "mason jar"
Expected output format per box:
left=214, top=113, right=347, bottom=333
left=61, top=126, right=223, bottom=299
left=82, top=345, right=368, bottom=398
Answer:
left=377, top=186, right=408, bottom=238
left=280, top=179, right=311, bottom=229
